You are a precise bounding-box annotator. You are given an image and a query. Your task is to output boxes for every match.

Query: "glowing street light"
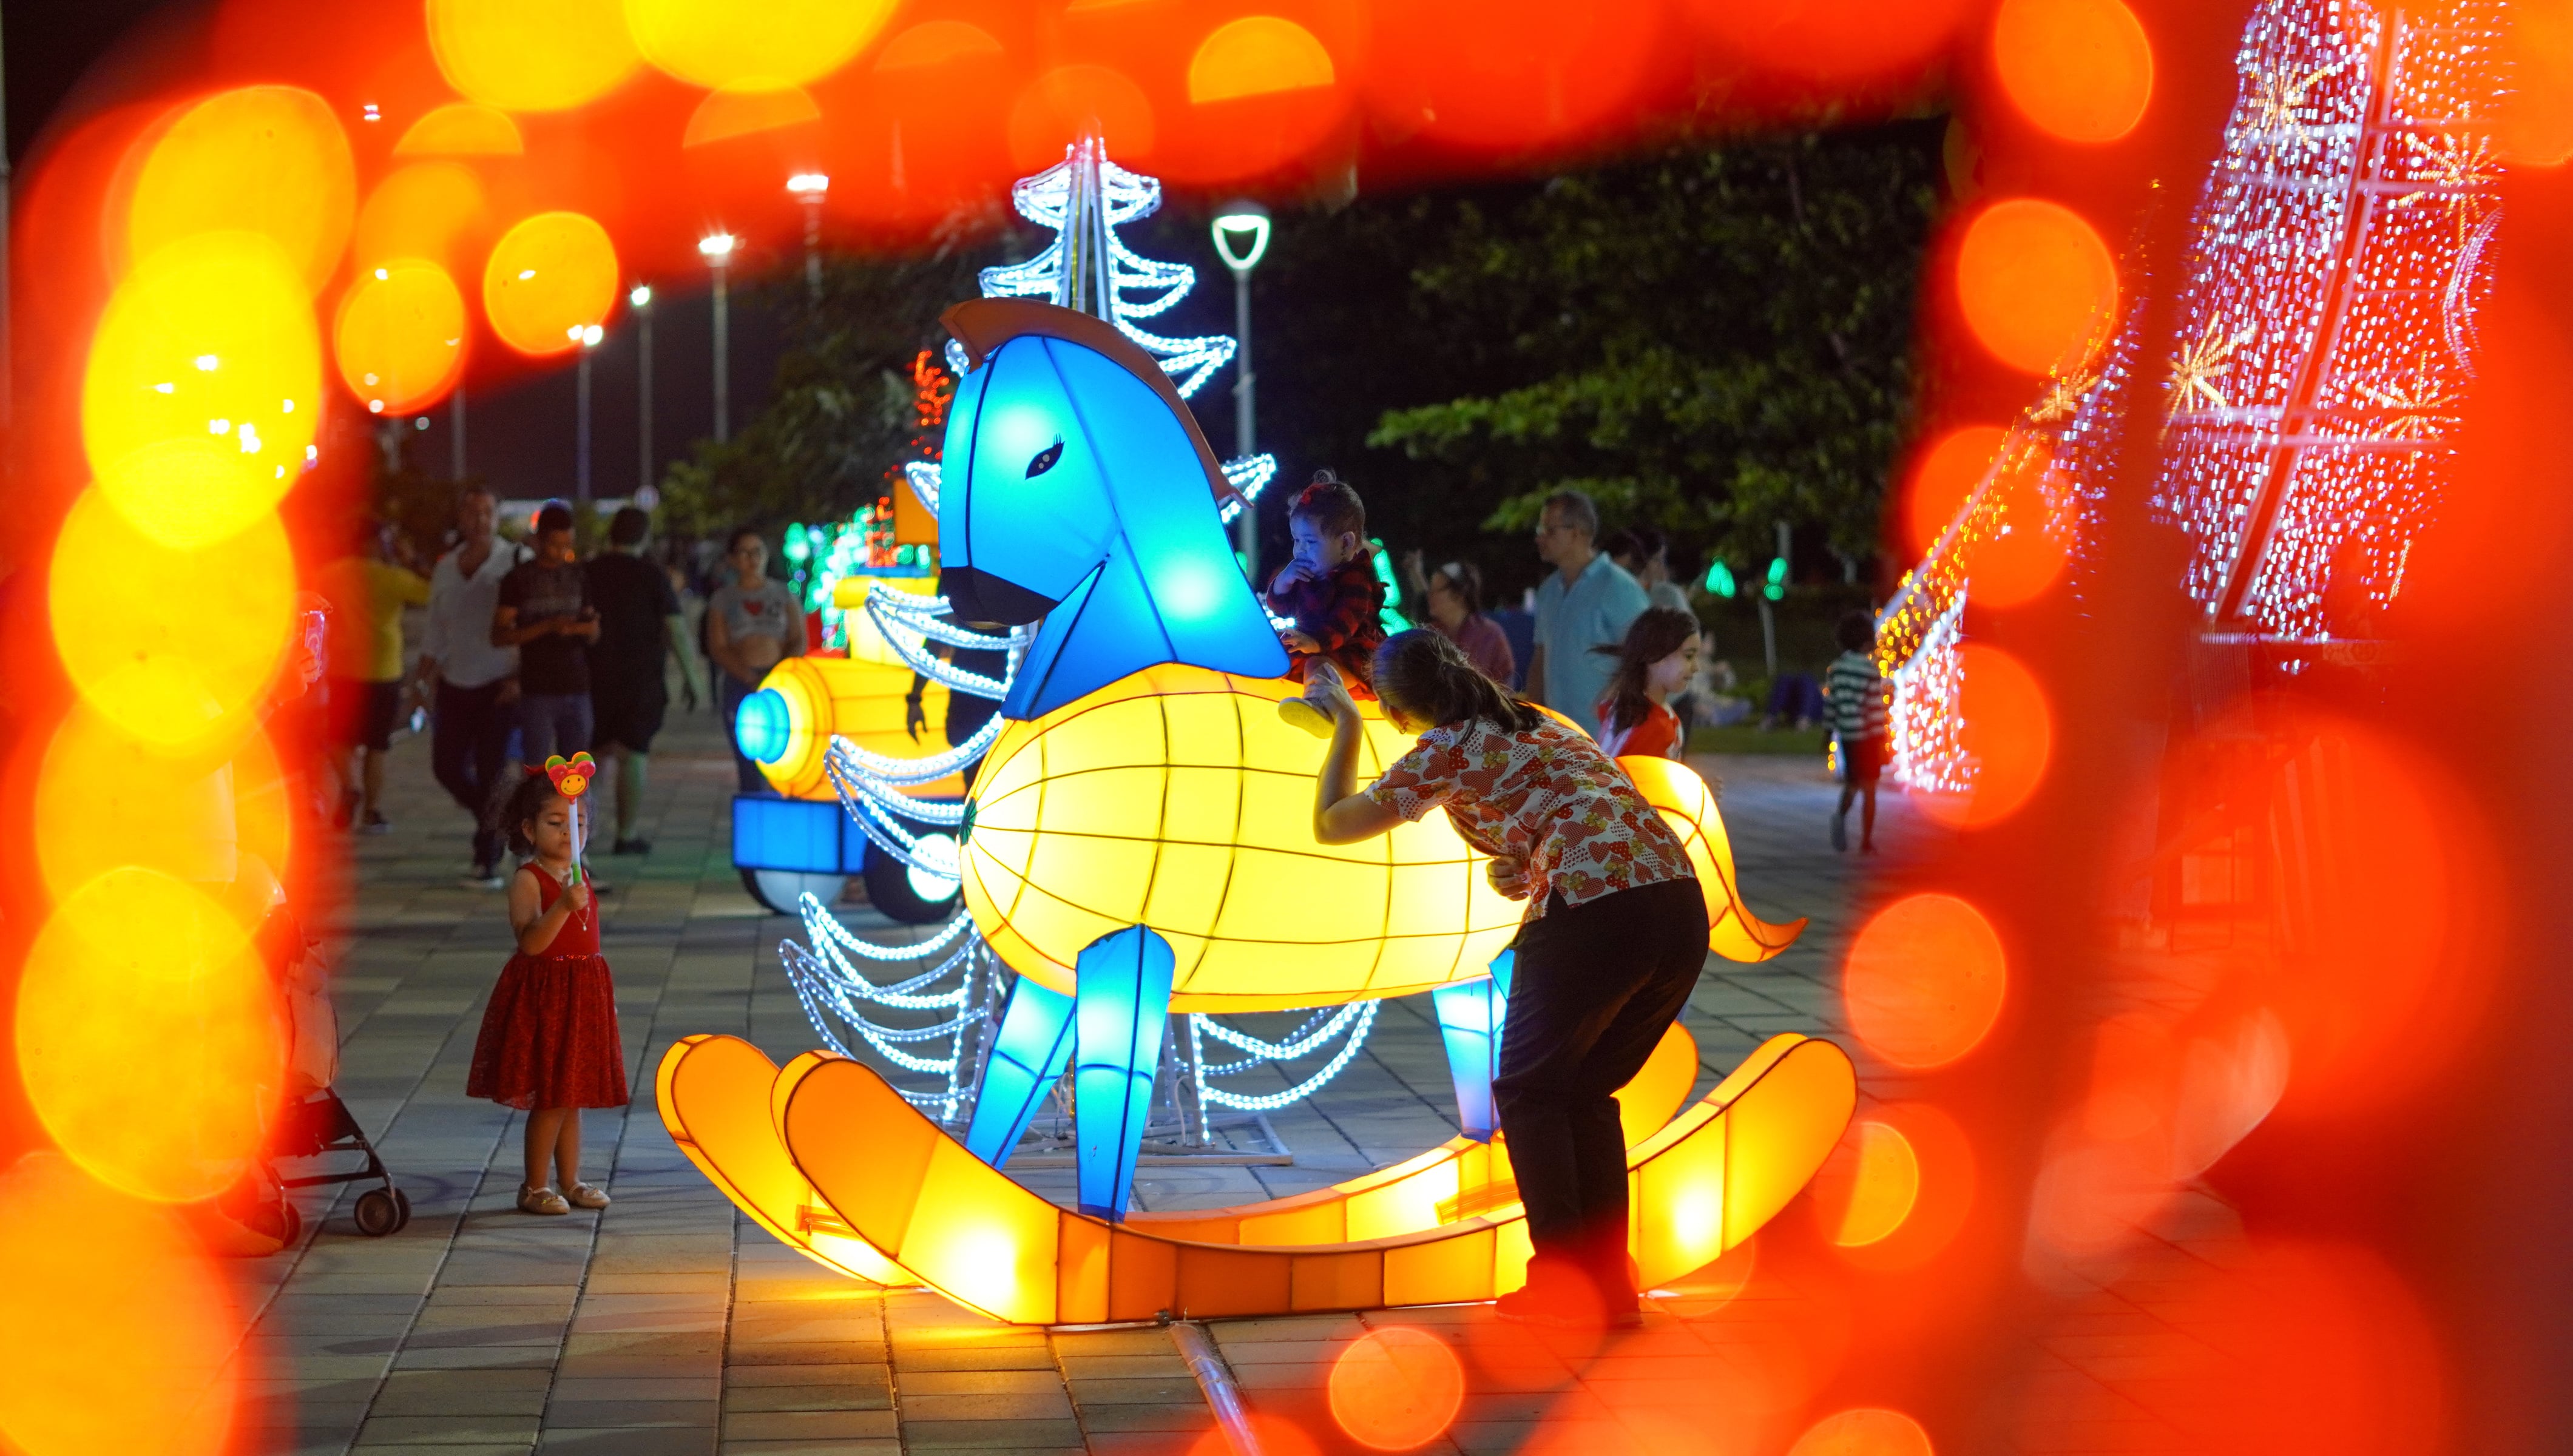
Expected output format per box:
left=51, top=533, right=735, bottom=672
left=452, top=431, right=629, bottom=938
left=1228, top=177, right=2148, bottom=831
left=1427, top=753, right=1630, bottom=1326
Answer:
left=629, top=283, right=654, bottom=498
left=1210, top=201, right=1272, bottom=575
left=700, top=232, right=737, bottom=443
left=788, top=173, right=829, bottom=303
left=571, top=322, right=603, bottom=501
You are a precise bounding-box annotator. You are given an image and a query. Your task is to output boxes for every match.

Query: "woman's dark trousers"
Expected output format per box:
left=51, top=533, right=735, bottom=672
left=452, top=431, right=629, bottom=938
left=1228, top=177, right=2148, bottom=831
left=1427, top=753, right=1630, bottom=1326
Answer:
left=1492, top=877, right=1710, bottom=1288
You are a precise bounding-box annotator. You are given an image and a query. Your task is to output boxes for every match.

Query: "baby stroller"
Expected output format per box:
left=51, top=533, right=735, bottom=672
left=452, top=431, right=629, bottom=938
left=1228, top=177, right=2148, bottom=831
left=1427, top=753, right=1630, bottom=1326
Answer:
left=261, top=897, right=410, bottom=1240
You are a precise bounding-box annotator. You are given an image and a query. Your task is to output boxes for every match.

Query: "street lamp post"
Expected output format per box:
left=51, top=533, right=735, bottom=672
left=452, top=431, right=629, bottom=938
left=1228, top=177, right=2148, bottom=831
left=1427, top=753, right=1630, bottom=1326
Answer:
left=788, top=174, right=828, bottom=305
left=699, top=232, right=737, bottom=443
left=571, top=323, right=603, bottom=501
left=1211, top=201, right=1272, bottom=579
left=630, top=284, right=654, bottom=497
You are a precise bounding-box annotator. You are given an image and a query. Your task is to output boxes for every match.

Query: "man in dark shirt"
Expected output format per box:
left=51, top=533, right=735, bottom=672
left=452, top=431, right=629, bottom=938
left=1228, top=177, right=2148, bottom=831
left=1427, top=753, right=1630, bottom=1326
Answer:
left=587, top=508, right=703, bottom=855
left=492, top=502, right=600, bottom=766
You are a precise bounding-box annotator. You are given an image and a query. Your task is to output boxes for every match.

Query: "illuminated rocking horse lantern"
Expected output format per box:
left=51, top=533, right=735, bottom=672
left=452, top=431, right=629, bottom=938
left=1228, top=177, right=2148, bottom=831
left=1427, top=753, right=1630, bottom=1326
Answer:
left=659, top=299, right=1853, bottom=1323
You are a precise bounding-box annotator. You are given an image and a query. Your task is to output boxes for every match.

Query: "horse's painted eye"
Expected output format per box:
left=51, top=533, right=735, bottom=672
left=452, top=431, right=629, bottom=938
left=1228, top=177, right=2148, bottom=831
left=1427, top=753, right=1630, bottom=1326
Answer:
left=1026, top=439, right=1064, bottom=478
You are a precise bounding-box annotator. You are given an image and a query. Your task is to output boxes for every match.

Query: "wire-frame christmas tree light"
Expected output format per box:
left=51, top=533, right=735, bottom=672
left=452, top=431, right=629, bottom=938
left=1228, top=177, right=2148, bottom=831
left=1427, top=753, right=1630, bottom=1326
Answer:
left=1881, top=0, right=2504, bottom=795
left=973, top=133, right=1239, bottom=400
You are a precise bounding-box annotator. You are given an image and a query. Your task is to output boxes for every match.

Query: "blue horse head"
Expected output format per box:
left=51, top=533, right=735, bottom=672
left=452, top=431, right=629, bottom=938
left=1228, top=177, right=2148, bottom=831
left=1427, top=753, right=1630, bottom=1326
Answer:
left=937, top=300, right=1288, bottom=720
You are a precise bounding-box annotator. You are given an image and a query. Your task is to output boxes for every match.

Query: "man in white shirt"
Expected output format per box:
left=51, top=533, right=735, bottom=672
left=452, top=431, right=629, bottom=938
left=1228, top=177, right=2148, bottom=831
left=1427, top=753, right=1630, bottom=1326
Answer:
left=1527, top=490, right=1649, bottom=740
left=413, top=488, right=524, bottom=886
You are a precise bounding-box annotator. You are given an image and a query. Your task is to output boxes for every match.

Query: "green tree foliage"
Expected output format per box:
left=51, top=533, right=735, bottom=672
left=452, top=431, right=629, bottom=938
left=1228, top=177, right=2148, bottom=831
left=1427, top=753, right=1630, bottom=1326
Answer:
left=656, top=246, right=997, bottom=539
left=1362, top=124, right=1940, bottom=578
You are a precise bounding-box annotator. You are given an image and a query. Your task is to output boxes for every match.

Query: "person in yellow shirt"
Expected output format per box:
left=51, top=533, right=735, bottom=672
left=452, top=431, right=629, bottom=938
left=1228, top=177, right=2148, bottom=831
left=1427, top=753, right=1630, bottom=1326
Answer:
left=321, top=519, right=431, bottom=833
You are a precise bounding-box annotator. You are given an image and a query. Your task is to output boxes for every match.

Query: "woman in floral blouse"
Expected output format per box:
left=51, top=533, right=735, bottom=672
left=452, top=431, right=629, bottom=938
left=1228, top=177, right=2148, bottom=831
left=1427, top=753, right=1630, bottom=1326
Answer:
left=1307, top=630, right=1705, bottom=1329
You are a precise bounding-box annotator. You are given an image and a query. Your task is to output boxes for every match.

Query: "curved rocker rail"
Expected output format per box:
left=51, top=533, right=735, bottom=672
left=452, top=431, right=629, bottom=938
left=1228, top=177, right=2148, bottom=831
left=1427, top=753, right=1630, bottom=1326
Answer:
left=660, top=1030, right=1855, bottom=1325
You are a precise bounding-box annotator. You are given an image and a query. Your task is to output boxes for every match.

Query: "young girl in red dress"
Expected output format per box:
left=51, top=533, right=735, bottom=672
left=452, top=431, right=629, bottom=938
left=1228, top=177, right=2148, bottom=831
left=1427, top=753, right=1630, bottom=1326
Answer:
left=467, top=773, right=629, bottom=1215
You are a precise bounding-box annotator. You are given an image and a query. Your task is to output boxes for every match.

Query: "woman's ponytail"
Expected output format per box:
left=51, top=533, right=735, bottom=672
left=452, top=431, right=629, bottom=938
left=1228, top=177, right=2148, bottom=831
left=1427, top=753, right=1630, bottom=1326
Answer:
left=1373, top=629, right=1543, bottom=733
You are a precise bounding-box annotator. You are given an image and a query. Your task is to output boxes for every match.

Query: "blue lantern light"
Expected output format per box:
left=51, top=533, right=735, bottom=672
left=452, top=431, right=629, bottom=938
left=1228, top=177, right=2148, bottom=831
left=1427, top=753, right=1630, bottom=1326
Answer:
left=735, top=687, right=791, bottom=764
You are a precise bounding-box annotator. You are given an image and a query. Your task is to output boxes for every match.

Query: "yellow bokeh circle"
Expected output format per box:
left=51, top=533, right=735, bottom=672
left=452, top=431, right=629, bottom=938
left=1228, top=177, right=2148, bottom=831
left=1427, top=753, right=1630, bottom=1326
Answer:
left=427, top=0, right=641, bottom=113
left=624, top=0, right=897, bottom=88
left=337, top=261, right=468, bottom=416
left=35, top=706, right=292, bottom=900
left=482, top=211, right=620, bottom=357
left=50, top=488, right=295, bottom=750
left=124, top=84, right=354, bottom=291
left=82, top=231, right=322, bottom=548
left=16, top=867, right=282, bottom=1203
left=1188, top=16, right=1339, bottom=103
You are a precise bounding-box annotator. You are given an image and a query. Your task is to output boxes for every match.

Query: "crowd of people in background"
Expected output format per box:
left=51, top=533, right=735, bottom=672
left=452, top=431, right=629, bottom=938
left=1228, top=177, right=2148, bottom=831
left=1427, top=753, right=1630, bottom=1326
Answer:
left=320, top=473, right=1885, bottom=881
left=322, top=489, right=771, bottom=888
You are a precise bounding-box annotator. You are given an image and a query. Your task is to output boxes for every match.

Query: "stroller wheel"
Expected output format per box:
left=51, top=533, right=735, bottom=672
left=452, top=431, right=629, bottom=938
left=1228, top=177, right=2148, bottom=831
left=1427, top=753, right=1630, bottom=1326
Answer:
left=391, top=1187, right=412, bottom=1233
left=354, top=1188, right=404, bottom=1238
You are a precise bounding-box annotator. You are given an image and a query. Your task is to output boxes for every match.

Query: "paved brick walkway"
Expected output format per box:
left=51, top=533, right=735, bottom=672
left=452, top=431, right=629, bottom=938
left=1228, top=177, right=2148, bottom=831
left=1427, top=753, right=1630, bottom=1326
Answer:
left=215, top=709, right=2222, bottom=1454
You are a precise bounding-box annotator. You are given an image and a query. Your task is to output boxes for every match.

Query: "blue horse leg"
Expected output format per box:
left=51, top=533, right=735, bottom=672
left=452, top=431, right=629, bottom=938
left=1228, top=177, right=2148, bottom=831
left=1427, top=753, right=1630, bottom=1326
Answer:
left=962, top=974, right=1076, bottom=1168
left=1072, top=926, right=1177, bottom=1221
left=1432, top=949, right=1515, bottom=1141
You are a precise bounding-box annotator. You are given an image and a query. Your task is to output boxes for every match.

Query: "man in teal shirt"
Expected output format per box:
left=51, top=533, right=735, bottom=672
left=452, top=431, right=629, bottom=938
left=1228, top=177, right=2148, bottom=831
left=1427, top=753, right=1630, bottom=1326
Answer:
left=1529, top=490, right=1650, bottom=740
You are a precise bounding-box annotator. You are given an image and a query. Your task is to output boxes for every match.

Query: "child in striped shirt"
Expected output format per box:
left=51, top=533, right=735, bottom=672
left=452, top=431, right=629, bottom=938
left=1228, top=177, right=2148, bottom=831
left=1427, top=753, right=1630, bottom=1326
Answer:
left=1825, top=611, right=1890, bottom=854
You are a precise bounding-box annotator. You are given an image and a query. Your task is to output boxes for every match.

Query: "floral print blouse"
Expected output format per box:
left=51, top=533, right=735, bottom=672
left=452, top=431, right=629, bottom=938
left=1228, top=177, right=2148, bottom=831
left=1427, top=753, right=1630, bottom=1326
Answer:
left=1362, top=715, right=1697, bottom=920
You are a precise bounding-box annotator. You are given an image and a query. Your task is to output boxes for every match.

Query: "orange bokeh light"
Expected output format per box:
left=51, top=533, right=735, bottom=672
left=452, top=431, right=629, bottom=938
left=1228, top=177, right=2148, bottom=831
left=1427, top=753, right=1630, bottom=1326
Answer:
left=16, top=868, right=282, bottom=1202
left=1365, top=0, right=1663, bottom=151
left=2500, top=0, right=2573, bottom=164
left=81, top=230, right=322, bottom=548
left=1185, top=1412, right=1324, bottom=1456
left=123, top=84, right=354, bottom=292
left=1813, top=1119, right=1922, bottom=1247
left=1955, top=198, right=2118, bottom=375
left=1992, top=0, right=2154, bottom=144
left=50, top=489, right=296, bottom=750
left=1946, top=642, right=2051, bottom=825
left=1683, top=0, right=1968, bottom=81
left=1835, top=1102, right=1976, bottom=1272
left=1905, top=423, right=2008, bottom=554
left=393, top=101, right=526, bottom=158
left=482, top=211, right=620, bottom=358
left=426, top=0, right=640, bottom=113
left=0, top=1153, right=240, bottom=1456
left=1789, top=1407, right=1935, bottom=1456
left=1844, top=893, right=2007, bottom=1070
left=1328, top=1327, right=1466, bottom=1451
left=336, top=260, right=468, bottom=415
left=877, top=20, right=1004, bottom=71
left=1189, top=16, right=1339, bottom=103
left=1972, top=463, right=2069, bottom=608
left=684, top=83, right=823, bottom=149
left=1009, top=66, right=1158, bottom=170
left=354, top=162, right=489, bottom=272
left=34, top=708, right=291, bottom=899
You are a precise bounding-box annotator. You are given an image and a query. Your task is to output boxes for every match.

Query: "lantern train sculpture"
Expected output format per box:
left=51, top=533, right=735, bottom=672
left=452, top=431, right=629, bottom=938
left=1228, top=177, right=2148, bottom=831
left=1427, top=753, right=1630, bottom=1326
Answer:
left=658, top=297, right=1856, bottom=1324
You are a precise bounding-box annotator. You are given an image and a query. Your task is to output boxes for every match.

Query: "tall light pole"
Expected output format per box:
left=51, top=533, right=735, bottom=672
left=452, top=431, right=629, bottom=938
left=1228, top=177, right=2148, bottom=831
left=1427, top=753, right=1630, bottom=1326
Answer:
left=788, top=174, right=828, bottom=305
left=630, top=283, right=654, bottom=498
left=1211, top=201, right=1272, bottom=578
left=571, top=323, right=603, bottom=501
left=699, top=232, right=737, bottom=443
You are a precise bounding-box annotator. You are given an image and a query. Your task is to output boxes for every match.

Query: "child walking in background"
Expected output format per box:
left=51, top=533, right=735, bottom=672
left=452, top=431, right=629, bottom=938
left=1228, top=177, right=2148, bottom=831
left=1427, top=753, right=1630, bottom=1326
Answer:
left=1591, top=607, right=1702, bottom=760
left=1271, top=472, right=1389, bottom=736
left=1826, top=610, right=1891, bottom=853
left=467, top=774, right=629, bottom=1215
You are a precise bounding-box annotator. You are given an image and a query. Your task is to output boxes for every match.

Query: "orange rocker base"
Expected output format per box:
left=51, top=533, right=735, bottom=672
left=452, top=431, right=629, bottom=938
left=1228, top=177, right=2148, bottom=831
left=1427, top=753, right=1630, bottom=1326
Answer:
left=657, top=1021, right=1856, bottom=1326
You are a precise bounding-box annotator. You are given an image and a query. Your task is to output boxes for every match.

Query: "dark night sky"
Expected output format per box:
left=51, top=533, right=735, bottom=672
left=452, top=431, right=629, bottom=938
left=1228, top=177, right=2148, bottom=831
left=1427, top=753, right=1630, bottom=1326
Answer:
left=4, top=0, right=789, bottom=510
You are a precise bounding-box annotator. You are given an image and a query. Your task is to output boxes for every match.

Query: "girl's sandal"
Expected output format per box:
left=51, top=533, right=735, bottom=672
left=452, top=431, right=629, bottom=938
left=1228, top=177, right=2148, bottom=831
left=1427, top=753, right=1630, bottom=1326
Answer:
left=518, top=1185, right=570, bottom=1216
left=566, top=1183, right=611, bottom=1210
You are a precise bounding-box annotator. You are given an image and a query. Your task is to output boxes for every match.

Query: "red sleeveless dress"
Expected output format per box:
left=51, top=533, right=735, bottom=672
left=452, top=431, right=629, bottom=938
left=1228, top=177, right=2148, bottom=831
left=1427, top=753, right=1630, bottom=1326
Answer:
left=467, top=863, right=629, bottom=1110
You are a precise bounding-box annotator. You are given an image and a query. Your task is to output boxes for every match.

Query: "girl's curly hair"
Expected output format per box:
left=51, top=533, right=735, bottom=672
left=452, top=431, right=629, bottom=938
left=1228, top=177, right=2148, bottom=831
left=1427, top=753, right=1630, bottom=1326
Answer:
left=490, top=771, right=569, bottom=858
